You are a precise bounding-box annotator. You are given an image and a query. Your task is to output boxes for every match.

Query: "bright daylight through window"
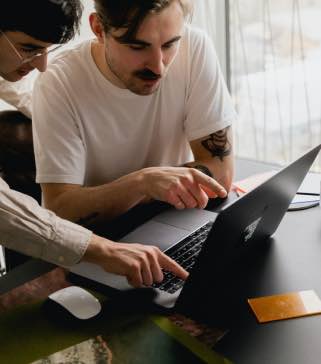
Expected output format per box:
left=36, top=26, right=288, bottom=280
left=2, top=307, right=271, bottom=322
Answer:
left=229, top=0, right=321, bottom=170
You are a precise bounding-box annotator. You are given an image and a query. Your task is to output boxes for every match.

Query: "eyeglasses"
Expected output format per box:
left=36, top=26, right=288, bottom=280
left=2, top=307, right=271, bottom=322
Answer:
left=0, top=30, right=62, bottom=66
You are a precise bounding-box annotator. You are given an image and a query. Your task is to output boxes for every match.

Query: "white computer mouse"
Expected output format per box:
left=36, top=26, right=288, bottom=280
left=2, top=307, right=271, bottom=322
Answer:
left=48, top=286, right=102, bottom=320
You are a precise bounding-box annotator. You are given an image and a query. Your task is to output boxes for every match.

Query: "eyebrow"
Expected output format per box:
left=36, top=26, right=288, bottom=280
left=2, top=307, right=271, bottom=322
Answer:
left=119, top=35, right=182, bottom=47
left=163, top=36, right=182, bottom=46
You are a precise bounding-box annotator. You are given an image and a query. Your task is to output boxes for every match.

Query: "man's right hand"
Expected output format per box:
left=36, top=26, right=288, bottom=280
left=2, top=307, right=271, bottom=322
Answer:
left=139, top=166, right=227, bottom=210
left=83, top=235, right=189, bottom=288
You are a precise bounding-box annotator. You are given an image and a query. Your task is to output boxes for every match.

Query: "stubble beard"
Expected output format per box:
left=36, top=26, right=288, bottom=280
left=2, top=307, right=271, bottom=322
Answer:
left=105, top=52, right=161, bottom=96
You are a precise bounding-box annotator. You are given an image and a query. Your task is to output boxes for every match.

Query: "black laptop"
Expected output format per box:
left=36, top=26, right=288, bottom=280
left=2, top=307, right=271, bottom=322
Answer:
left=70, top=144, right=321, bottom=325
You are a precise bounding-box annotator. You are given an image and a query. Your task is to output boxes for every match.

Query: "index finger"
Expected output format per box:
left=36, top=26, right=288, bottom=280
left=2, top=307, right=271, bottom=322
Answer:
left=193, top=171, right=227, bottom=198
left=159, top=253, right=189, bottom=280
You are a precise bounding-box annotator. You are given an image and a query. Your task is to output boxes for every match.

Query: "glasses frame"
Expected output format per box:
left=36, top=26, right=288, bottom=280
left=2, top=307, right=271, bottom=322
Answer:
left=0, top=30, right=62, bottom=66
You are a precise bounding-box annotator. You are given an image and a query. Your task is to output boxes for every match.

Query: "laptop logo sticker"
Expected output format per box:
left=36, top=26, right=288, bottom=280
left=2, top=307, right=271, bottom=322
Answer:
left=242, top=216, right=263, bottom=244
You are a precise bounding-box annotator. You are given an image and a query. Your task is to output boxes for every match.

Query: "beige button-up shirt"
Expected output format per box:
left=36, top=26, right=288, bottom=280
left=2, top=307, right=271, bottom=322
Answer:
left=0, top=177, right=92, bottom=267
left=0, top=76, right=92, bottom=267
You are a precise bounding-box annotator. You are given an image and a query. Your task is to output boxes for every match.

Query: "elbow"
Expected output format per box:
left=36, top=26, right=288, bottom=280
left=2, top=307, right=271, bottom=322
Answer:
left=42, top=191, right=72, bottom=221
left=43, top=197, right=66, bottom=219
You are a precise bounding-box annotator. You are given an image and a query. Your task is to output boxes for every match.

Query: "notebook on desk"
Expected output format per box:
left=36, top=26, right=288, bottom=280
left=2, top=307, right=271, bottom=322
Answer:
left=70, top=144, right=321, bottom=325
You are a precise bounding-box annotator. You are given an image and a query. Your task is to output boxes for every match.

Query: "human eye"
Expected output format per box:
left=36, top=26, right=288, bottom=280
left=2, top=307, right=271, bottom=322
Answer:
left=162, top=41, right=179, bottom=50
left=20, top=47, right=40, bottom=56
left=128, top=44, right=146, bottom=51
left=162, top=43, right=174, bottom=50
left=21, top=48, right=36, bottom=53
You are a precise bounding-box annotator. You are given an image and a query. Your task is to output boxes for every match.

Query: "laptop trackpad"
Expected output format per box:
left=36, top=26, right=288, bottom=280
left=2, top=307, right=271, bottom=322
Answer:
left=154, top=208, right=217, bottom=231
left=122, top=220, right=189, bottom=252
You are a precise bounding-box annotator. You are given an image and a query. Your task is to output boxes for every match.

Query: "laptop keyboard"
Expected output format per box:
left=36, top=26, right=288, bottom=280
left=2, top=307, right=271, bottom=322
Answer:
left=152, top=221, right=213, bottom=294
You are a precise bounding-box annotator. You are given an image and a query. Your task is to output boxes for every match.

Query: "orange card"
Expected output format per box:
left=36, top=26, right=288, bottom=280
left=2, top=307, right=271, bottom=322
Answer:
left=248, top=290, right=321, bottom=323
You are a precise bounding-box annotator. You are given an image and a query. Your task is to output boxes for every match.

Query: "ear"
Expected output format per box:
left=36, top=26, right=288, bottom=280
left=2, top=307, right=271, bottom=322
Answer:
left=89, top=13, right=105, bottom=43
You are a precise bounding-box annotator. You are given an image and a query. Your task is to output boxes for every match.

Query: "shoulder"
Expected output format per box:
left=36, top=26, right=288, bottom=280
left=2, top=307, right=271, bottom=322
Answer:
left=182, top=25, right=211, bottom=50
left=179, top=25, right=216, bottom=67
left=173, top=26, right=208, bottom=66
left=35, top=40, right=91, bottom=90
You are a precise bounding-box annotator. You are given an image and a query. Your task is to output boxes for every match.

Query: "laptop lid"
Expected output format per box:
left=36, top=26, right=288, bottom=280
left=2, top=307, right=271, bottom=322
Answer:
left=69, top=144, right=320, bottom=316
left=177, top=144, right=321, bottom=325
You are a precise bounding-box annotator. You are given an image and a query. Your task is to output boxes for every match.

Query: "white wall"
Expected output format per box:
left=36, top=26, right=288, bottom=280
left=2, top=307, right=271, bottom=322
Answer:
left=75, top=0, right=95, bottom=43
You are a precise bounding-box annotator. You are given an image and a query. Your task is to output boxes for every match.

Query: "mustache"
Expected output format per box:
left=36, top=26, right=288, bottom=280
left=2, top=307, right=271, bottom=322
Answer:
left=134, top=69, right=161, bottom=80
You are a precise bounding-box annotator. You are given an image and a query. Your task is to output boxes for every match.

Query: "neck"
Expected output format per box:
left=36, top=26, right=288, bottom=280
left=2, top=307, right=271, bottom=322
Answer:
left=90, top=41, right=124, bottom=88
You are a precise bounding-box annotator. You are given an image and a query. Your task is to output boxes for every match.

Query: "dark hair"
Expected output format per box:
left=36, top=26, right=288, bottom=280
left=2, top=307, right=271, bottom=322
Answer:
left=94, top=0, right=192, bottom=43
left=0, top=0, right=83, bottom=44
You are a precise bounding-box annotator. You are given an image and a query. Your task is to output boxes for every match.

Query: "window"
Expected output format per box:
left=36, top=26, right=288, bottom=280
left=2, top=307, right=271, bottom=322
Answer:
left=228, top=0, right=321, bottom=170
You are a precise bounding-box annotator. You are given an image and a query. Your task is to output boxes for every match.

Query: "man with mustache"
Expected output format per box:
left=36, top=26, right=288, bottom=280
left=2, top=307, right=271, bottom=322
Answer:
left=33, top=1, right=236, bottom=235
left=0, top=0, right=188, bottom=287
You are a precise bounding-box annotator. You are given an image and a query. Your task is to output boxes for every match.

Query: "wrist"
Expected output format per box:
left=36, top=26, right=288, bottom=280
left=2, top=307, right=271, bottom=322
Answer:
left=191, top=164, right=213, bottom=178
left=136, top=167, right=153, bottom=200
left=83, top=234, right=112, bottom=264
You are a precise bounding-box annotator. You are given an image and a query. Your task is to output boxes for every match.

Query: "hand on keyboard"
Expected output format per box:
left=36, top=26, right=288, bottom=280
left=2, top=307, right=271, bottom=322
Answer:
left=152, top=222, right=213, bottom=294
left=85, top=237, right=189, bottom=288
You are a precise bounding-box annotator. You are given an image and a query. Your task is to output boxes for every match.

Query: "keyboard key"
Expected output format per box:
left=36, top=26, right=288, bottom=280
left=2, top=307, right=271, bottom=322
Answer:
left=152, top=221, right=213, bottom=293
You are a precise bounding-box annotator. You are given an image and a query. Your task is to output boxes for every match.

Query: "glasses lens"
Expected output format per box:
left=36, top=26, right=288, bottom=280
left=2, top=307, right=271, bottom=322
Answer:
left=22, top=45, right=62, bottom=64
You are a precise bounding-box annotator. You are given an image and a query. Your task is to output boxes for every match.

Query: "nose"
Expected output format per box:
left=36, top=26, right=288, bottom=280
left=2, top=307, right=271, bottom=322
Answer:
left=146, top=48, right=165, bottom=76
left=30, top=53, right=48, bottom=72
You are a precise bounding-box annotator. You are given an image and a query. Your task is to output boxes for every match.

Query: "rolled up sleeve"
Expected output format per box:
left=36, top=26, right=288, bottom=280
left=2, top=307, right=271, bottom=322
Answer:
left=0, top=178, right=92, bottom=267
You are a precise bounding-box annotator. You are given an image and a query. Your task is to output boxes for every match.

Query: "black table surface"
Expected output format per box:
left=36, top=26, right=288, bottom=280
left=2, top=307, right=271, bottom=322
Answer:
left=216, top=205, right=321, bottom=364
left=1, top=158, right=321, bottom=364
left=212, top=158, right=321, bottom=363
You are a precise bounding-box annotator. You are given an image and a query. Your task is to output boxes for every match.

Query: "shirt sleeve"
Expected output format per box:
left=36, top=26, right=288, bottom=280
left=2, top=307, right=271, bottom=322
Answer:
left=32, top=72, right=86, bottom=185
left=184, top=29, right=237, bottom=141
left=0, top=77, right=33, bottom=118
left=0, top=178, right=92, bottom=267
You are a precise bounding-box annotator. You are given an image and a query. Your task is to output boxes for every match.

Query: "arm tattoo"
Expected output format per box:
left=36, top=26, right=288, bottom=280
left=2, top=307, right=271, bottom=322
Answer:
left=201, top=127, right=231, bottom=161
left=193, top=164, right=213, bottom=177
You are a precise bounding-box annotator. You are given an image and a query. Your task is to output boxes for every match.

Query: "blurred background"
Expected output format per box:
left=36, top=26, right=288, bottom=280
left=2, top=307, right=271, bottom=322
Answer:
left=3, top=0, right=321, bottom=170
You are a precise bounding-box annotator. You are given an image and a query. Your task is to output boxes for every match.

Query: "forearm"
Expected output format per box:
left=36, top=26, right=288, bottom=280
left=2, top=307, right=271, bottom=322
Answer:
left=0, top=178, right=92, bottom=266
left=43, top=170, right=147, bottom=223
left=187, top=126, right=234, bottom=192
left=185, top=157, right=234, bottom=192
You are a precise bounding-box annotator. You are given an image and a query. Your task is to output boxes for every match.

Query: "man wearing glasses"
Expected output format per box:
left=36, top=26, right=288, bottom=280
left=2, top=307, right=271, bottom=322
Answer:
left=0, top=10, right=67, bottom=207
left=0, top=0, right=187, bottom=287
left=0, top=30, right=61, bottom=81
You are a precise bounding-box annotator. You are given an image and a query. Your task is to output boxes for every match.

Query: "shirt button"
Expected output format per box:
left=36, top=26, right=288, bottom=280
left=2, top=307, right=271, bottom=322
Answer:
left=58, top=256, right=65, bottom=263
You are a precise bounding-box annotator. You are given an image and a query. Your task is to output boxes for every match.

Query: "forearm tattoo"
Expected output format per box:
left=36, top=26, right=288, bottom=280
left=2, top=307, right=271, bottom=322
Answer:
left=193, top=164, right=213, bottom=177
left=201, top=127, right=231, bottom=161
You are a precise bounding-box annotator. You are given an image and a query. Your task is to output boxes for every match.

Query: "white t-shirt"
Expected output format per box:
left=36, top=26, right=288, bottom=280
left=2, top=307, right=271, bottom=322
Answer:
left=33, top=26, right=236, bottom=187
